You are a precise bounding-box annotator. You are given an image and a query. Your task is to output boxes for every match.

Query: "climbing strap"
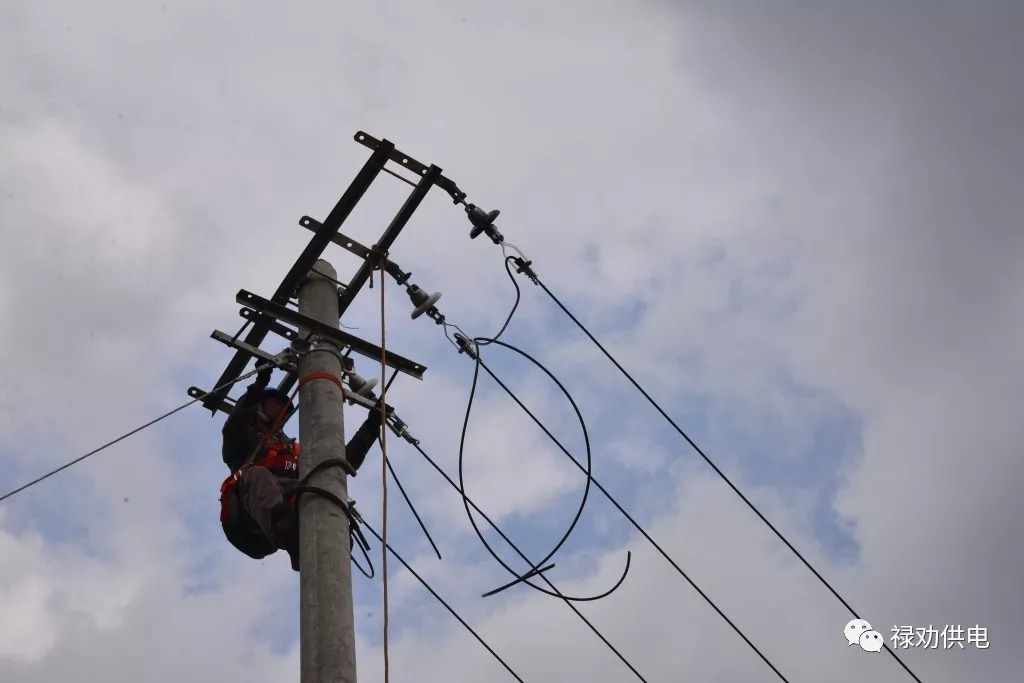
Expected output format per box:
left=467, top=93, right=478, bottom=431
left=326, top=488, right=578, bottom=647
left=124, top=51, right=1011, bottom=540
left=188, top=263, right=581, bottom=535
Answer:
left=286, top=456, right=371, bottom=574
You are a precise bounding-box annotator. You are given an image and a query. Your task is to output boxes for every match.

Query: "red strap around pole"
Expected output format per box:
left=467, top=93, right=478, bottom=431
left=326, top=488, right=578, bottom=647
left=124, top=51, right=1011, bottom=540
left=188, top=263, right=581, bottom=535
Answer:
left=298, top=372, right=347, bottom=398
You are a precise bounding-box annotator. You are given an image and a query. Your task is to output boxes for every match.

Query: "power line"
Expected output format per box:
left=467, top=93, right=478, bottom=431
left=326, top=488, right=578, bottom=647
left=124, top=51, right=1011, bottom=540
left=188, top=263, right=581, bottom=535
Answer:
left=380, top=266, right=648, bottom=679
left=419, top=252, right=785, bottom=676
left=379, top=439, right=442, bottom=560
left=529, top=275, right=923, bottom=683
left=463, top=340, right=792, bottom=682
left=478, top=256, right=522, bottom=346
left=445, top=255, right=630, bottom=601
left=396, top=253, right=776, bottom=678
left=405, top=440, right=650, bottom=682
left=457, top=326, right=631, bottom=602
left=288, top=455, right=526, bottom=680
left=478, top=241, right=920, bottom=680
left=357, top=515, right=527, bottom=683
left=0, top=365, right=267, bottom=505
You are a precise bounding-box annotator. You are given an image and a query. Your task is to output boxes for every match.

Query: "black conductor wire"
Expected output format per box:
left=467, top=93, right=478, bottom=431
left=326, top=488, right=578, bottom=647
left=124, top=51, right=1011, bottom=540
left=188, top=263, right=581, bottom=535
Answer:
left=453, top=328, right=631, bottom=603
left=405, top=439, right=649, bottom=683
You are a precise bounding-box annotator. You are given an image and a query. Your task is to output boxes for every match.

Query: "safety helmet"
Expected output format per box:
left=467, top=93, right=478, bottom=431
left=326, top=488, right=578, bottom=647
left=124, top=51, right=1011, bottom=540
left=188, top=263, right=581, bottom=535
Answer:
left=261, top=387, right=294, bottom=413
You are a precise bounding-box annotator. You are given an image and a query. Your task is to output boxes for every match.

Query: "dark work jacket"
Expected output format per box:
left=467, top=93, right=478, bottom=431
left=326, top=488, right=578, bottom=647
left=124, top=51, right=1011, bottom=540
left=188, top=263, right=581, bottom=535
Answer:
left=221, top=381, right=384, bottom=475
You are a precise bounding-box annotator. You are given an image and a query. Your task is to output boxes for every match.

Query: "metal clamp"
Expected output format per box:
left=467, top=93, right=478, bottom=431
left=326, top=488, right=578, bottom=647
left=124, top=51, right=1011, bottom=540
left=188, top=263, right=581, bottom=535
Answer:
left=453, top=332, right=479, bottom=360
left=386, top=414, right=420, bottom=446
left=239, top=288, right=426, bottom=380
left=512, top=256, right=539, bottom=285
left=210, top=331, right=302, bottom=373
left=271, top=347, right=300, bottom=373
left=290, top=337, right=353, bottom=370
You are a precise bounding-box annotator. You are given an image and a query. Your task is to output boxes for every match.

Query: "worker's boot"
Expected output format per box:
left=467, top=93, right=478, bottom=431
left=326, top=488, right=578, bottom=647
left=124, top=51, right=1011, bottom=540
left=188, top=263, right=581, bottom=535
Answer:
left=270, top=502, right=300, bottom=571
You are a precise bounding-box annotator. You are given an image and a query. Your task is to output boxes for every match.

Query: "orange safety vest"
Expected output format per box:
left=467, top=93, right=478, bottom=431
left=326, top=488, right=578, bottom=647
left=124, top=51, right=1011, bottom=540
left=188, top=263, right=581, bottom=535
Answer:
left=219, top=439, right=301, bottom=525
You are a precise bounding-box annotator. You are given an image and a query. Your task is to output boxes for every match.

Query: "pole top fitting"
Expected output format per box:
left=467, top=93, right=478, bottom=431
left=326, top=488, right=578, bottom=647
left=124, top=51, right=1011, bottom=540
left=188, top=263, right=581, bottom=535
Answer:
left=291, top=337, right=353, bottom=370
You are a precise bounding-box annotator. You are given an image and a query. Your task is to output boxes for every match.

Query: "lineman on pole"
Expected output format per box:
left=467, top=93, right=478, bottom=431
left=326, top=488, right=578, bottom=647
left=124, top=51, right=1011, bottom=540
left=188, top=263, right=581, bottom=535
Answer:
left=218, top=356, right=383, bottom=570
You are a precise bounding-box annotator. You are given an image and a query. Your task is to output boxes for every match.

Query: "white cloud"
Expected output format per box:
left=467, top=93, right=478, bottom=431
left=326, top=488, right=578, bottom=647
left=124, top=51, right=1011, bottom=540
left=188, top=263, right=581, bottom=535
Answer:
left=1, top=1, right=1021, bottom=682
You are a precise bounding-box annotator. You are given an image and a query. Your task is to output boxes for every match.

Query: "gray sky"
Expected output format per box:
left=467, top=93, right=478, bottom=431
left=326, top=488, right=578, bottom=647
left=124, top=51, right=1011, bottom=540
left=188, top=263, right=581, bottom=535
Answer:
left=2, top=1, right=1022, bottom=681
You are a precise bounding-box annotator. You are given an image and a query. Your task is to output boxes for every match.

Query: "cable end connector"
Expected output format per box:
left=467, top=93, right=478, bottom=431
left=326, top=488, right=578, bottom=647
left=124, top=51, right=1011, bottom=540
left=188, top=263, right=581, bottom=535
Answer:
left=453, top=332, right=479, bottom=360
left=346, top=500, right=372, bottom=551
left=386, top=414, right=420, bottom=445
left=512, top=256, right=539, bottom=285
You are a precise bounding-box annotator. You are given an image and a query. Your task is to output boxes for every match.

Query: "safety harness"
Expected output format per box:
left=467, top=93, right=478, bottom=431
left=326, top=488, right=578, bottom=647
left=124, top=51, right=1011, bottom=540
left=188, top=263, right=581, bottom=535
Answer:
left=218, top=429, right=301, bottom=558
left=219, top=436, right=300, bottom=523
left=219, top=371, right=352, bottom=560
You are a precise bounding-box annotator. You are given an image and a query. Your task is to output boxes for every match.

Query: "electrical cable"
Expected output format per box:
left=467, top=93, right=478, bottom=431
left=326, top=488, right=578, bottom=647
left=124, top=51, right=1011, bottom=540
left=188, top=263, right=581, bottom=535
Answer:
left=523, top=272, right=922, bottom=683
left=405, top=439, right=649, bottom=683
left=454, top=327, right=631, bottom=602
left=473, top=228, right=919, bottom=679
left=287, top=456, right=373, bottom=582
left=439, top=261, right=629, bottom=602
left=0, top=363, right=273, bottom=504
left=352, top=531, right=375, bottom=579
left=468, top=348, right=791, bottom=681
left=357, top=515, right=527, bottom=683
left=384, top=366, right=400, bottom=394
left=477, top=256, right=521, bottom=346
left=365, top=365, right=440, bottom=559
left=379, top=435, right=442, bottom=560
left=440, top=253, right=631, bottom=600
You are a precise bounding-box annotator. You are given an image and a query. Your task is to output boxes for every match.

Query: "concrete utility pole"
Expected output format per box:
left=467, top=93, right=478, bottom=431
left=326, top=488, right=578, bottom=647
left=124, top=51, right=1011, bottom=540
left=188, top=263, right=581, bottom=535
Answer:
left=297, top=259, right=357, bottom=683
left=193, top=133, right=443, bottom=682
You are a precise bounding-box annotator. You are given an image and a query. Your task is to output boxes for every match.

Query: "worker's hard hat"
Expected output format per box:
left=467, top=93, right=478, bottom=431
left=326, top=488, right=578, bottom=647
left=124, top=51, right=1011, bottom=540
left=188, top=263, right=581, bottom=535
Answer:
left=261, top=387, right=294, bottom=412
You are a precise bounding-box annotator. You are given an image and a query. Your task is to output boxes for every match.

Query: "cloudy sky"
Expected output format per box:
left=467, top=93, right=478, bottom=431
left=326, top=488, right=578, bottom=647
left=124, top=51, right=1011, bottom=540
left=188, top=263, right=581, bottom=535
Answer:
left=2, top=1, right=1021, bottom=681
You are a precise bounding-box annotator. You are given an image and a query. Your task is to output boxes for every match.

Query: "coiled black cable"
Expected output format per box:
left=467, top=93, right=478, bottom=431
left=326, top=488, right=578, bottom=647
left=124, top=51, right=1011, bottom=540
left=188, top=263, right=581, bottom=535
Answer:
left=455, top=328, right=631, bottom=601
left=443, top=255, right=628, bottom=599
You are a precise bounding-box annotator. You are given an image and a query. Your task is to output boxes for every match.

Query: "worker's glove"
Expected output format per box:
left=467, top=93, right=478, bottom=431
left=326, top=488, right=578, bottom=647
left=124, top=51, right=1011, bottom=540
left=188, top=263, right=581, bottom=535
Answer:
left=255, top=357, right=273, bottom=386
left=366, top=404, right=390, bottom=428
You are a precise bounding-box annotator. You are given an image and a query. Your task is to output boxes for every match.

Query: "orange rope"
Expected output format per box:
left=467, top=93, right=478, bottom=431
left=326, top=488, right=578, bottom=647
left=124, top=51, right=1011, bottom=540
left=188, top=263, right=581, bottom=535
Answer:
left=378, top=262, right=391, bottom=682
left=265, top=385, right=300, bottom=442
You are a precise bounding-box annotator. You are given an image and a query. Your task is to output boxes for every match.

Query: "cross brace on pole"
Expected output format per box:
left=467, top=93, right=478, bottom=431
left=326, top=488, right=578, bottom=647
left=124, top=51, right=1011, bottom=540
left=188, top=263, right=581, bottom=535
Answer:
left=198, top=131, right=461, bottom=415
left=199, top=136, right=396, bottom=414
left=235, top=290, right=425, bottom=379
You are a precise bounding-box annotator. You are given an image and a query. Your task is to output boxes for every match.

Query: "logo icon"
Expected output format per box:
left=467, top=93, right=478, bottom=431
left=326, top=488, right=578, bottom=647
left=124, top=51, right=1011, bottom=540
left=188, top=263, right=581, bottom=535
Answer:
left=844, top=619, right=872, bottom=646
left=859, top=630, right=884, bottom=652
